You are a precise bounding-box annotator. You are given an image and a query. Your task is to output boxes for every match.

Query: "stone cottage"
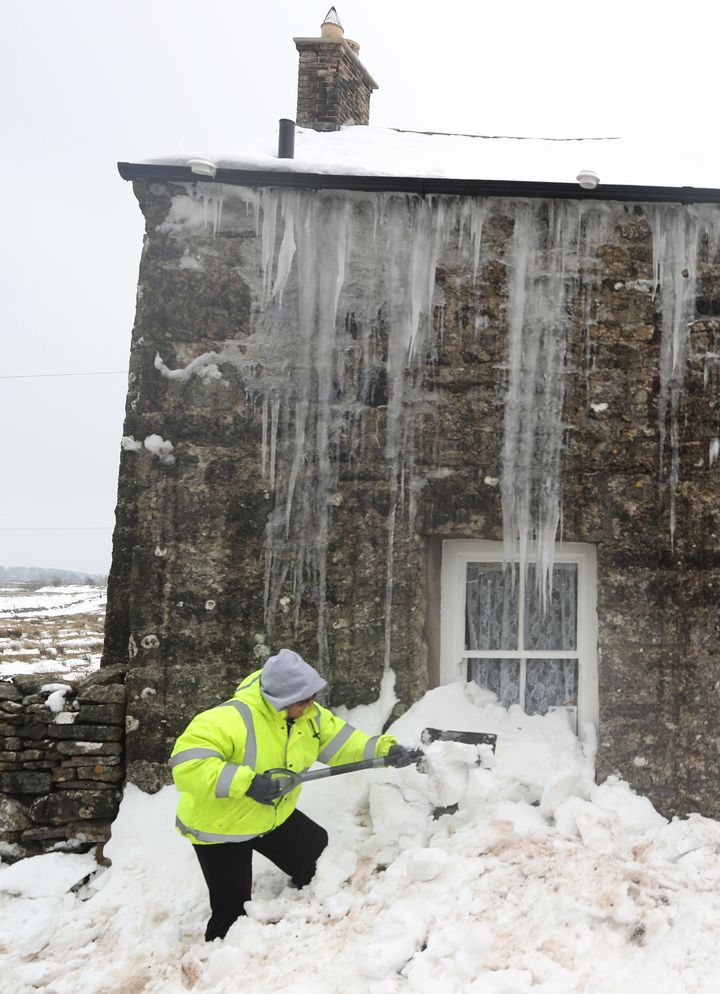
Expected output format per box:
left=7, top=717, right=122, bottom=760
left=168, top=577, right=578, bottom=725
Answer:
left=105, top=10, right=720, bottom=820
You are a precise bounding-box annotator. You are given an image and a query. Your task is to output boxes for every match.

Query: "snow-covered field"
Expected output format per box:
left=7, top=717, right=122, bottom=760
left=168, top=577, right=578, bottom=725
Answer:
left=1, top=680, right=720, bottom=994
left=0, top=585, right=106, bottom=680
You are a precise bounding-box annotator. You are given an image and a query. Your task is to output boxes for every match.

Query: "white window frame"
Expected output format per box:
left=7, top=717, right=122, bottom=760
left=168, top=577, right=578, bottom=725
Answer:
left=440, top=540, right=598, bottom=736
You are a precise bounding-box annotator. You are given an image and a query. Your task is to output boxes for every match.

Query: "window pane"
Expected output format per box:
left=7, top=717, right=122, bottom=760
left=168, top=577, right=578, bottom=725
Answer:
left=467, top=658, right=520, bottom=709
left=525, top=659, right=578, bottom=715
left=523, top=563, right=577, bottom=651
left=465, top=563, right=519, bottom=651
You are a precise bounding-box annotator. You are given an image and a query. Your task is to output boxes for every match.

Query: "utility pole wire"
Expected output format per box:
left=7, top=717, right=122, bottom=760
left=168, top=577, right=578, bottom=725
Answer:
left=0, top=371, right=128, bottom=380
left=0, top=527, right=113, bottom=532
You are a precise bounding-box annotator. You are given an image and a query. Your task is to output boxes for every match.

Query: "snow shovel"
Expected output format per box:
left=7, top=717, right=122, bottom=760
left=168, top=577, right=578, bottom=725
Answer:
left=266, top=727, right=497, bottom=799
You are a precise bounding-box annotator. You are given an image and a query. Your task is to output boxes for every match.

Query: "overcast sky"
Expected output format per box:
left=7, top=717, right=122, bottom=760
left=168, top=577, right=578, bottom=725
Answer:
left=2, top=0, right=720, bottom=576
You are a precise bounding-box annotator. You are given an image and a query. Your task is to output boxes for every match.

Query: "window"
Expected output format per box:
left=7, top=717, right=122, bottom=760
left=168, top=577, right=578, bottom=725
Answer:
left=440, top=541, right=598, bottom=735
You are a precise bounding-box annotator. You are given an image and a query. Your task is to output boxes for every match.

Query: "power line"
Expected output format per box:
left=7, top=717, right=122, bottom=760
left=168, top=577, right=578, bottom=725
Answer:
left=0, top=527, right=114, bottom=532
left=0, top=371, right=128, bottom=380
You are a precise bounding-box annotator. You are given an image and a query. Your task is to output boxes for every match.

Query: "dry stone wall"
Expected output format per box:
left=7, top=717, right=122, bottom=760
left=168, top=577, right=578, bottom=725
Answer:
left=0, top=667, right=126, bottom=862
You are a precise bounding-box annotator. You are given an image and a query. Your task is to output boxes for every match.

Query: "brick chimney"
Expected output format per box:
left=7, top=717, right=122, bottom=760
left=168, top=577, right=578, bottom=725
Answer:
left=294, top=8, right=378, bottom=132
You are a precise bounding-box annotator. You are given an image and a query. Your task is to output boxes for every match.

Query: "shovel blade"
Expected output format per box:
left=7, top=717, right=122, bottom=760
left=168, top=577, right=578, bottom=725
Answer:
left=421, top=727, right=497, bottom=753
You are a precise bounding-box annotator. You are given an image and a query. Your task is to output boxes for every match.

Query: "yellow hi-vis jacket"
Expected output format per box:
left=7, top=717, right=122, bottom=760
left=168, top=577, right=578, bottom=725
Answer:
left=170, top=669, right=397, bottom=844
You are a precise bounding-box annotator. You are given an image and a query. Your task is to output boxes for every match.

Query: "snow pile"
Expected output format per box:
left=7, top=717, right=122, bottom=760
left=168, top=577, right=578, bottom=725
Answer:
left=3, top=682, right=720, bottom=993
left=143, top=434, right=176, bottom=465
left=40, top=683, right=74, bottom=714
left=145, top=127, right=720, bottom=190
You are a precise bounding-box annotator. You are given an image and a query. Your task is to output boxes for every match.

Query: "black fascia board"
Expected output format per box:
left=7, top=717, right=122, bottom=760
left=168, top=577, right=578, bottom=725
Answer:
left=117, top=161, right=720, bottom=205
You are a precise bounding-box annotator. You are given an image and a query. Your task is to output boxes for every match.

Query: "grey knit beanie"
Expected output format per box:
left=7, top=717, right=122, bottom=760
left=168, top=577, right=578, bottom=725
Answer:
left=260, top=649, right=327, bottom=711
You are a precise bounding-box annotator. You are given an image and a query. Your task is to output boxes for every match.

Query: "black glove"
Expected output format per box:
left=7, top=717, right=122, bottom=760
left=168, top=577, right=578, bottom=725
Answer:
left=384, top=744, right=414, bottom=768
left=246, top=773, right=282, bottom=805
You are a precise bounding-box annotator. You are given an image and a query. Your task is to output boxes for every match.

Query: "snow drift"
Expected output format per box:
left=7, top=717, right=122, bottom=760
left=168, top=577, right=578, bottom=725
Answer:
left=2, top=681, right=720, bottom=994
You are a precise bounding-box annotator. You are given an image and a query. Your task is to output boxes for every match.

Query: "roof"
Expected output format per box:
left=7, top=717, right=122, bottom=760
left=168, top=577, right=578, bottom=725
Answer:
left=118, top=127, right=720, bottom=203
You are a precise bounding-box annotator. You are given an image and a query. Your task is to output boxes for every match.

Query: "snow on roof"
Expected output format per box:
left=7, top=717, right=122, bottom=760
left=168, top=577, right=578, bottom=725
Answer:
left=145, top=126, right=720, bottom=191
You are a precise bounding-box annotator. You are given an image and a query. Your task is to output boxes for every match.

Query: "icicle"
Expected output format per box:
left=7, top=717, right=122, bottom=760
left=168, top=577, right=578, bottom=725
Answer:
left=383, top=499, right=397, bottom=672
left=647, top=206, right=701, bottom=549
left=272, top=194, right=297, bottom=305
left=200, top=189, right=224, bottom=238
left=260, top=396, right=268, bottom=479
left=269, top=397, right=280, bottom=489
left=470, top=200, right=488, bottom=285
left=259, top=190, right=279, bottom=300
left=710, top=437, right=720, bottom=467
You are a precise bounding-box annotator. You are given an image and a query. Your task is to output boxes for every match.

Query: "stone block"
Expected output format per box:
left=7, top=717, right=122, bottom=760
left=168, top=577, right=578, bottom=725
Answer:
left=0, top=701, right=23, bottom=713
left=21, top=693, right=49, bottom=705
left=20, top=826, right=67, bottom=842
left=55, top=780, right=117, bottom=791
left=127, top=759, right=171, bottom=793
left=14, top=675, right=70, bottom=696
left=26, top=703, right=52, bottom=716
left=78, top=666, right=127, bottom=691
left=55, top=741, right=123, bottom=757
left=76, top=763, right=124, bottom=783
left=18, top=722, right=47, bottom=740
left=5, top=738, right=21, bottom=751
left=65, top=821, right=112, bottom=844
left=0, top=683, right=22, bottom=703
left=77, top=684, right=126, bottom=705
left=52, top=767, right=77, bottom=783
left=1, top=771, right=52, bottom=794
left=0, top=840, right=25, bottom=862
left=48, top=724, right=123, bottom=742
left=0, top=716, right=24, bottom=730
left=0, top=795, right=32, bottom=832
left=18, top=750, right=43, bottom=761
left=76, top=703, right=126, bottom=725
left=30, top=789, right=120, bottom=824
left=65, top=753, right=122, bottom=767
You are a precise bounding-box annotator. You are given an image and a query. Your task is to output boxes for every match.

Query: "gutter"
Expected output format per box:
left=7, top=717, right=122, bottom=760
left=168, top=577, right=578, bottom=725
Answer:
left=117, top=162, right=720, bottom=205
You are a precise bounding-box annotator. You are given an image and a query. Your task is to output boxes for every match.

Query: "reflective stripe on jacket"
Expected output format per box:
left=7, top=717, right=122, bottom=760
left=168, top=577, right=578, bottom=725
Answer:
left=169, top=669, right=396, bottom=845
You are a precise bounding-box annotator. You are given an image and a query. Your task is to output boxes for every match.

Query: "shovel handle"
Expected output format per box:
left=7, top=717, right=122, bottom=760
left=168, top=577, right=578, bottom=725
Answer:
left=265, top=758, right=387, bottom=798
left=265, top=750, right=424, bottom=799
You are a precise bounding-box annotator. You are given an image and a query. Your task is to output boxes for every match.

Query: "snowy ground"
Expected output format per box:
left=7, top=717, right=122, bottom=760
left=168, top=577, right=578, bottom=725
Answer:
left=2, top=680, right=720, bottom=994
left=0, top=585, right=106, bottom=680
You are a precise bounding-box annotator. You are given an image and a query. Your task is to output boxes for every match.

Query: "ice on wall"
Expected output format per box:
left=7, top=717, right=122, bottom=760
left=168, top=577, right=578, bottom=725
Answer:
left=156, top=185, right=720, bottom=663
left=648, top=205, right=720, bottom=547
left=501, top=201, right=614, bottom=598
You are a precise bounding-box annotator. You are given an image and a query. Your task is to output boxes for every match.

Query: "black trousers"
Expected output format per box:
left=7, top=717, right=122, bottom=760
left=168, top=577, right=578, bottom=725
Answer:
left=193, top=809, right=329, bottom=941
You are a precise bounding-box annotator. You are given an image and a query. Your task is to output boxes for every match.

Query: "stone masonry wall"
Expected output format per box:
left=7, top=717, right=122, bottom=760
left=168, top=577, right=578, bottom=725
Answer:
left=295, top=39, right=375, bottom=130
left=0, top=667, right=126, bottom=862
left=104, top=182, right=720, bottom=820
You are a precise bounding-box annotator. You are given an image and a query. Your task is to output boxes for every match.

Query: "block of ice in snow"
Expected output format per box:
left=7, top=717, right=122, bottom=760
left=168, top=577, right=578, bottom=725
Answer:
left=591, top=775, right=667, bottom=835
left=423, top=740, right=481, bottom=807
left=311, top=845, right=357, bottom=899
left=359, top=900, right=430, bottom=978
left=649, top=812, right=720, bottom=863
left=539, top=767, right=585, bottom=818
left=388, top=845, right=450, bottom=883
left=0, top=851, right=96, bottom=898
